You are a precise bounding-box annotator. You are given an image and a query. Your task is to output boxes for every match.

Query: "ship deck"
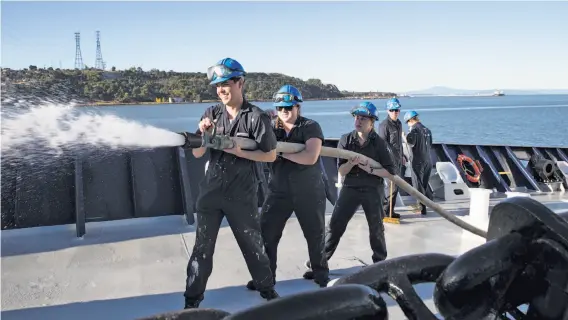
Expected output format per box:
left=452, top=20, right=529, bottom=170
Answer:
left=2, top=193, right=567, bottom=320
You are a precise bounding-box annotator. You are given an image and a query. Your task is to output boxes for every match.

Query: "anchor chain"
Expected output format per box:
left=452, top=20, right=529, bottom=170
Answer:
left=138, top=197, right=568, bottom=320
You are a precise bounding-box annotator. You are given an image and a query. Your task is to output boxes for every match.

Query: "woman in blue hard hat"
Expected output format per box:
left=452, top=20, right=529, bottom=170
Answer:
left=404, top=110, right=433, bottom=215
left=378, top=97, right=404, bottom=219
left=184, top=57, right=280, bottom=309
left=246, top=84, right=330, bottom=289
left=304, top=102, right=396, bottom=277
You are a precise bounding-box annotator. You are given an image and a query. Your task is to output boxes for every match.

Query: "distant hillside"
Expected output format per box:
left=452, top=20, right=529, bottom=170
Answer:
left=404, top=86, right=568, bottom=96
left=1, top=65, right=395, bottom=107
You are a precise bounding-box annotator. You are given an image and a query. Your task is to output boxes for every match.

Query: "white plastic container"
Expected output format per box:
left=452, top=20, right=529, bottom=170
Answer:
left=468, top=188, right=493, bottom=227
left=460, top=188, right=493, bottom=251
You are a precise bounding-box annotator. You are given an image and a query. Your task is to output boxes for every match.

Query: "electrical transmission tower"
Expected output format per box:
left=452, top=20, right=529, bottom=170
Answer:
left=94, top=31, right=106, bottom=70
left=74, top=32, right=84, bottom=70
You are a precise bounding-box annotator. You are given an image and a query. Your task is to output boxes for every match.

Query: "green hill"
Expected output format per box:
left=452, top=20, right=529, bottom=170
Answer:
left=1, top=66, right=396, bottom=106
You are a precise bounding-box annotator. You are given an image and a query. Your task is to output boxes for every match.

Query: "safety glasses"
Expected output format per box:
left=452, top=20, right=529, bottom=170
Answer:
left=388, top=109, right=400, bottom=113
left=207, top=65, right=239, bottom=82
left=351, top=106, right=374, bottom=118
left=273, top=93, right=302, bottom=104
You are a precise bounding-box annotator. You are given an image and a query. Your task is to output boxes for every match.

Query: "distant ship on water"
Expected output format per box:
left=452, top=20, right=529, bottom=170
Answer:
left=476, top=90, right=505, bottom=97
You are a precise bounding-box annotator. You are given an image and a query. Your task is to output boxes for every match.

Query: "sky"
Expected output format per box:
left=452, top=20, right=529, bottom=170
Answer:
left=2, top=1, right=568, bottom=92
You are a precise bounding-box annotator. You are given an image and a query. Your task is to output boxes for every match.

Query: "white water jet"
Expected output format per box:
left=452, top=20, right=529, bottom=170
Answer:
left=1, top=103, right=185, bottom=159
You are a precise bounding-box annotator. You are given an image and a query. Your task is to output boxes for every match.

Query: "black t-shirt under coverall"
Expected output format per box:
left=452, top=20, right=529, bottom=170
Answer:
left=260, top=116, right=330, bottom=285
left=184, top=101, right=277, bottom=302
left=324, top=130, right=396, bottom=263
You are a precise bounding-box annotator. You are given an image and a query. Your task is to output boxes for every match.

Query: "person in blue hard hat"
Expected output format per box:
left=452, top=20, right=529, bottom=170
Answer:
left=378, top=97, right=405, bottom=219
left=245, top=85, right=330, bottom=289
left=184, top=58, right=280, bottom=308
left=404, top=110, right=433, bottom=215
left=303, top=101, right=396, bottom=277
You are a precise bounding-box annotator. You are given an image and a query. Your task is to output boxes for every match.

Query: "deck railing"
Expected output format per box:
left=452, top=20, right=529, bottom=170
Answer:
left=1, top=141, right=566, bottom=236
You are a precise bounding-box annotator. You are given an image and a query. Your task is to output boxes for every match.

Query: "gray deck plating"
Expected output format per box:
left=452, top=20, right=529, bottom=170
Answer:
left=2, top=194, right=567, bottom=320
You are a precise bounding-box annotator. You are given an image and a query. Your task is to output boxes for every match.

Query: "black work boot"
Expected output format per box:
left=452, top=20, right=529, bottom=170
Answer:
left=303, top=260, right=315, bottom=280
left=184, top=294, right=203, bottom=309
left=259, top=288, right=280, bottom=301
left=305, top=261, right=329, bottom=287
left=387, top=212, right=401, bottom=219
left=315, top=277, right=330, bottom=288
left=245, top=276, right=276, bottom=291
left=302, top=270, right=314, bottom=280
left=246, top=280, right=256, bottom=291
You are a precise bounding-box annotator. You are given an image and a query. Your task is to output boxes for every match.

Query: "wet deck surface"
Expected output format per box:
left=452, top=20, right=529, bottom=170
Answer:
left=2, top=194, right=567, bottom=320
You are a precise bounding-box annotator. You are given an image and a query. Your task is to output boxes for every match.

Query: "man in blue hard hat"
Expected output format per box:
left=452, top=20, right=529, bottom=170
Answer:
left=303, top=102, right=396, bottom=277
left=404, top=110, right=433, bottom=215
left=379, top=97, right=404, bottom=219
left=184, top=57, right=280, bottom=308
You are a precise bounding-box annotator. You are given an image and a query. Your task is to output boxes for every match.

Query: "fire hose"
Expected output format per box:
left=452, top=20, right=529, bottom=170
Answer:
left=178, top=129, right=487, bottom=238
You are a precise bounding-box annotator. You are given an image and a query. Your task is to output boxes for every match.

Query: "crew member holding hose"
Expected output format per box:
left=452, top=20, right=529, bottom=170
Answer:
left=379, top=98, right=404, bottom=219
left=245, top=85, right=330, bottom=289
left=182, top=58, right=279, bottom=309
left=404, top=110, right=433, bottom=215
left=304, top=102, right=396, bottom=277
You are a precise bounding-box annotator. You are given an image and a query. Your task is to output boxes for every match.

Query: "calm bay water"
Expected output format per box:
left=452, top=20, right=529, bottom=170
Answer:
left=83, top=95, right=568, bottom=147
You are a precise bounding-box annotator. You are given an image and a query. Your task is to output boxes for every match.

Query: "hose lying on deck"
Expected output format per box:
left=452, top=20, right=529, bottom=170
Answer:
left=183, top=134, right=488, bottom=239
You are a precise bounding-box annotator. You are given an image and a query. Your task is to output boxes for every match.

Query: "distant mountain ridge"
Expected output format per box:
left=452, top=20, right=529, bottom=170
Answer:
left=403, top=86, right=568, bottom=96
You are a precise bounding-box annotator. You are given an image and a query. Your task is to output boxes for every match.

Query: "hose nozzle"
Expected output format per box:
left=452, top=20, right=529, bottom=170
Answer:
left=178, top=132, right=204, bottom=149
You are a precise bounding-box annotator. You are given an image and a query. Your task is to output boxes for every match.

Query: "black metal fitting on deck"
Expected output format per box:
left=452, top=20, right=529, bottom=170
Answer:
left=138, top=197, right=568, bottom=320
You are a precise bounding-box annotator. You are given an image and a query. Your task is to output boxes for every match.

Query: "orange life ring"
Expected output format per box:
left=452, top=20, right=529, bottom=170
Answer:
left=457, top=154, right=483, bottom=183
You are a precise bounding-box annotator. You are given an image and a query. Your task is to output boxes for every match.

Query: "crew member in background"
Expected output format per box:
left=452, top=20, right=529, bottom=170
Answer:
left=379, top=97, right=404, bottom=219
left=246, top=85, right=330, bottom=289
left=184, top=58, right=279, bottom=309
left=404, top=110, right=433, bottom=215
left=303, top=102, right=395, bottom=278
left=320, top=157, right=337, bottom=206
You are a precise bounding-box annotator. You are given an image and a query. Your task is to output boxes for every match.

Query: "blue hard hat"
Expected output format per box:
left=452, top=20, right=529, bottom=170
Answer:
left=404, top=110, right=419, bottom=122
left=207, top=58, right=246, bottom=85
left=273, top=85, right=303, bottom=108
left=350, top=101, right=379, bottom=121
left=386, top=97, right=402, bottom=110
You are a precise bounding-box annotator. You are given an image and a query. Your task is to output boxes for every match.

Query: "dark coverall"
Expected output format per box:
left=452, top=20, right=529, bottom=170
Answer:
left=379, top=117, right=404, bottom=215
left=406, top=122, right=434, bottom=214
left=260, top=116, right=329, bottom=286
left=184, top=101, right=277, bottom=304
left=324, top=130, right=396, bottom=263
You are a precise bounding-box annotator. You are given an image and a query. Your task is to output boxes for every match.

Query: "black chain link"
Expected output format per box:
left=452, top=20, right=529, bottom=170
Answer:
left=139, top=197, right=568, bottom=320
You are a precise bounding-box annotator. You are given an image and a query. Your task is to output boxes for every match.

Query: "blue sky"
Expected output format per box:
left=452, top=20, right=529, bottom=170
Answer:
left=2, top=1, right=567, bottom=92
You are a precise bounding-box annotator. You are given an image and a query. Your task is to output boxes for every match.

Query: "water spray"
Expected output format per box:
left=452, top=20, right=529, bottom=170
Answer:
left=1, top=104, right=185, bottom=158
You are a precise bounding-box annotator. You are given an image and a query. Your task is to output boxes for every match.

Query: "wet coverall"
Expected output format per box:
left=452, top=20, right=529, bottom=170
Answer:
left=184, top=101, right=277, bottom=304
left=406, top=122, right=433, bottom=214
left=324, top=130, right=396, bottom=263
left=379, top=117, right=404, bottom=215
left=259, top=116, right=329, bottom=286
